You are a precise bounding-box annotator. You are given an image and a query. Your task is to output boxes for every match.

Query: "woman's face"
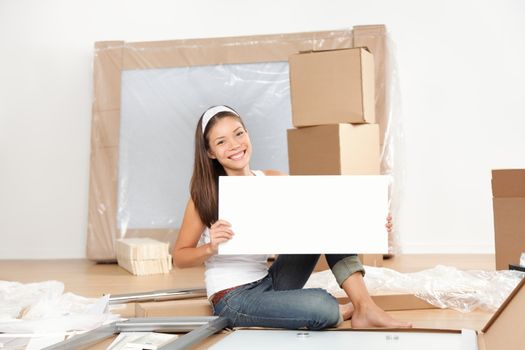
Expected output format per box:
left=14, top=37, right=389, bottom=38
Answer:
left=206, top=116, right=252, bottom=175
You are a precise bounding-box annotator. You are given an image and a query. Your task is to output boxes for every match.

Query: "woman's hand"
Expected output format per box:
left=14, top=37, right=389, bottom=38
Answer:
left=207, top=219, right=235, bottom=255
left=385, top=215, right=393, bottom=234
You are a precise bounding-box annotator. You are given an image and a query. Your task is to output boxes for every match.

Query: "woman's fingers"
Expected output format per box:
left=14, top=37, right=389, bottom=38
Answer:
left=210, top=223, right=235, bottom=246
left=212, top=230, right=234, bottom=240
left=211, top=219, right=231, bottom=228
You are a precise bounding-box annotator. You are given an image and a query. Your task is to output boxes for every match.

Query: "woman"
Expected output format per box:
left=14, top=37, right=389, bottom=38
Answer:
left=173, top=105, right=410, bottom=330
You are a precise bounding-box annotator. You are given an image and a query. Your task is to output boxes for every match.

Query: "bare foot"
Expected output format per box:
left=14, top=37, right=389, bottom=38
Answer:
left=338, top=302, right=354, bottom=321
left=351, top=301, right=412, bottom=328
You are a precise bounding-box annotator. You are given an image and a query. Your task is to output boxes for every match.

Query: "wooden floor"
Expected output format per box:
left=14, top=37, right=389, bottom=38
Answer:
left=0, top=254, right=496, bottom=349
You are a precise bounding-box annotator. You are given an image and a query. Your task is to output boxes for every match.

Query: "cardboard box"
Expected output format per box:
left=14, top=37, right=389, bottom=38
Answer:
left=491, top=169, right=525, bottom=270
left=491, top=169, right=525, bottom=197
left=314, top=254, right=383, bottom=271
left=135, top=298, right=213, bottom=317
left=287, top=124, right=380, bottom=175
left=359, top=253, right=383, bottom=267
left=289, top=48, right=375, bottom=127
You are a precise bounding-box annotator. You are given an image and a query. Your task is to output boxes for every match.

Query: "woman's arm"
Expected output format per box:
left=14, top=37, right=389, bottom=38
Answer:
left=172, top=199, right=234, bottom=268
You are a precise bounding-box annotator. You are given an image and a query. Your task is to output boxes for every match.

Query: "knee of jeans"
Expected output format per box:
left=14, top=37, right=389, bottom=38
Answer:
left=305, top=290, right=341, bottom=330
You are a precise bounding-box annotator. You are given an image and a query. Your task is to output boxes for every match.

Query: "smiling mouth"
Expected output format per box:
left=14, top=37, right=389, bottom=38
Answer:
left=228, top=150, right=246, bottom=160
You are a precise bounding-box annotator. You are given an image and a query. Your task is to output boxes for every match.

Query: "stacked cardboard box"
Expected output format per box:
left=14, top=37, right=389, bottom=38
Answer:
left=287, top=47, right=383, bottom=267
left=116, top=238, right=172, bottom=275
left=491, top=169, right=525, bottom=270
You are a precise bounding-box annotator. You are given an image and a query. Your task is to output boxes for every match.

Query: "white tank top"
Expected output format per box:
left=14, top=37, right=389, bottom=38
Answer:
left=199, top=170, right=270, bottom=298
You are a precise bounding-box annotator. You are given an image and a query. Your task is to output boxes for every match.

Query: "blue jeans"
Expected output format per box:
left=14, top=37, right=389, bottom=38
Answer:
left=211, top=254, right=364, bottom=330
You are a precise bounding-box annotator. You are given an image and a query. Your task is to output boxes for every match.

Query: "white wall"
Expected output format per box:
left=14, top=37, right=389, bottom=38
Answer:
left=0, top=0, right=524, bottom=258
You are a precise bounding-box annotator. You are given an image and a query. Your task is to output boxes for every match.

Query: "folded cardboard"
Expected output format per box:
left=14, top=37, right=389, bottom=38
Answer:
left=491, top=169, right=525, bottom=197
left=491, top=169, right=525, bottom=270
left=287, top=124, right=380, bottom=175
left=289, top=48, right=375, bottom=127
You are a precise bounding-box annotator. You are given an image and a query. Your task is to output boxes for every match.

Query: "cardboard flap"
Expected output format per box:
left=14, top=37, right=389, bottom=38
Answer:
left=481, top=277, right=525, bottom=349
left=491, top=169, right=525, bottom=197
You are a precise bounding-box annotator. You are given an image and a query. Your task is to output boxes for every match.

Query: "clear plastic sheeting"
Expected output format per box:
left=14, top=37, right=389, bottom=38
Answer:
left=118, top=62, right=292, bottom=231
left=0, top=280, right=118, bottom=333
left=305, top=265, right=525, bottom=312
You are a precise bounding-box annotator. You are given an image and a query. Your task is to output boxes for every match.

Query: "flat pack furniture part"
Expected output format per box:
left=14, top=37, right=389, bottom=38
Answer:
left=108, top=287, right=206, bottom=304
left=210, top=277, right=525, bottom=350
left=87, top=25, right=390, bottom=261
left=41, top=316, right=229, bottom=350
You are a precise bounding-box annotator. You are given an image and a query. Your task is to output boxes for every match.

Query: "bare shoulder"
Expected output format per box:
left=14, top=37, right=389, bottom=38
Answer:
left=262, top=169, right=288, bottom=176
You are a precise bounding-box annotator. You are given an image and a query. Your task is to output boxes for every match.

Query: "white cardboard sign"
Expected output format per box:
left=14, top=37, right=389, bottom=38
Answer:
left=218, top=175, right=389, bottom=255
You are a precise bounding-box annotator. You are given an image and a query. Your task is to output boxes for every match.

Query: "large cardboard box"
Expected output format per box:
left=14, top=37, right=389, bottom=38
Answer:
left=289, top=48, right=375, bottom=127
left=314, top=254, right=383, bottom=271
left=287, top=124, right=380, bottom=175
left=492, top=169, right=525, bottom=270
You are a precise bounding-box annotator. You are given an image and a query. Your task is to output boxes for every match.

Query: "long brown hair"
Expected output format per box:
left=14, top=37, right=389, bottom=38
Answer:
left=190, top=108, right=246, bottom=227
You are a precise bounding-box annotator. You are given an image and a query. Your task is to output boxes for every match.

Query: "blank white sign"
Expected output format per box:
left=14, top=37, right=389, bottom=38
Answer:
left=218, top=175, right=389, bottom=254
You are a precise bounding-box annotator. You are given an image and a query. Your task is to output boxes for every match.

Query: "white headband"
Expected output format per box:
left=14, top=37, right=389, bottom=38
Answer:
left=201, top=105, right=240, bottom=134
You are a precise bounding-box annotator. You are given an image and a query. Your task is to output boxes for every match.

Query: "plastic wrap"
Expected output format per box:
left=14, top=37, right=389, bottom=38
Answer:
left=305, top=265, right=525, bottom=312
left=0, top=280, right=118, bottom=333
left=118, top=62, right=292, bottom=231
left=87, top=25, right=403, bottom=260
